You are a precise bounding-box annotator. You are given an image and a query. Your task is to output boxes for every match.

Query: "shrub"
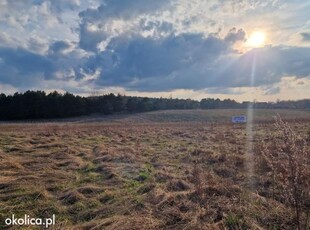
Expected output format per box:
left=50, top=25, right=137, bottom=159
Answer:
left=261, top=114, right=310, bottom=229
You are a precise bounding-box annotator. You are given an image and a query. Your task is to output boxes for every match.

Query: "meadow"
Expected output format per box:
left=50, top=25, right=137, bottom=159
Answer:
left=0, top=109, right=309, bottom=229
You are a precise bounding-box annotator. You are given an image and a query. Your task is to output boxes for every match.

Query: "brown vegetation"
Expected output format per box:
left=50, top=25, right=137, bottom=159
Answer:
left=259, top=115, right=310, bottom=229
left=0, top=111, right=309, bottom=229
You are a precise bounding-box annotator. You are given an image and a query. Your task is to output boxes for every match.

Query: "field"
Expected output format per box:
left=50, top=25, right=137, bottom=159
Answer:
left=0, top=109, right=309, bottom=229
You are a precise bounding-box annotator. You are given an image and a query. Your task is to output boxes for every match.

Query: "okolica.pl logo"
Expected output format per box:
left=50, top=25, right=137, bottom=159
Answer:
left=4, top=214, right=55, bottom=228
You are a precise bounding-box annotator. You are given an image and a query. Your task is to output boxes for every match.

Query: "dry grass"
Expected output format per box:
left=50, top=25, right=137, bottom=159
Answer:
left=0, top=111, right=309, bottom=229
left=259, top=115, right=310, bottom=229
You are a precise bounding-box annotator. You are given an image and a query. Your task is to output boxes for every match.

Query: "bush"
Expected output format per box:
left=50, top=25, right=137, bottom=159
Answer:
left=261, top=114, right=310, bottom=229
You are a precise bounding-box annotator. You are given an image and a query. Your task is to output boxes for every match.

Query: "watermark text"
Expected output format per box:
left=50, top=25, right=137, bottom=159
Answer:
left=4, top=214, right=55, bottom=228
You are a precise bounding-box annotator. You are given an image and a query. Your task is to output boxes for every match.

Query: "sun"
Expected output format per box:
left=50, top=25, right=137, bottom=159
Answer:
left=246, top=31, right=266, bottom=48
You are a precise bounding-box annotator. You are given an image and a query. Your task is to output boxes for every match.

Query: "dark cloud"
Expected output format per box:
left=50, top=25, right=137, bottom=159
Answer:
left=1, top=30, right=309, bottom=93
left=82, top=33, right=232, bottom=91
left=79, top=0, right=172, bottom=23
left=139, top=19, right=175, bottom=35
left=77, top=34, right=310, bottom=92
left=78, top=22, right=108, bottom=52
left=48, top=0, right=80, bottom=12
left=301, top=32, right=310, bottom=41
left=212, top=46, right=310, bottom=88
left=0, top=47, right=54, bottom=87
left=0, top=42, right=87, bottom=87
left=78, top=0, right=174, bottom=51
left=0, top=47, right=53, bottom=75
left=48, top=40, right=72, bottom=55
left=224, top=27, right=246, bottom=44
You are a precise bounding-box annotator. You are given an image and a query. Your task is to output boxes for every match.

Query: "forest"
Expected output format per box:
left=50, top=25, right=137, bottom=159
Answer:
left=0, top=90, right=309, bottom=120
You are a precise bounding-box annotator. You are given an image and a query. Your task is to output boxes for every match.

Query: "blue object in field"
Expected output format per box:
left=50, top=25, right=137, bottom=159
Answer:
left=232, top=116, right=247, bottom=123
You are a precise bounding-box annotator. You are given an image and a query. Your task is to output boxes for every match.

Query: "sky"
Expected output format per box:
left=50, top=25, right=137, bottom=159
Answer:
left=0, top=0, right=309, bottom=102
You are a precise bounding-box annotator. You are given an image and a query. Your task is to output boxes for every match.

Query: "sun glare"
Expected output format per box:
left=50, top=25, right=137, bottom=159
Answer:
left=247, top=31, right=266, bottom=48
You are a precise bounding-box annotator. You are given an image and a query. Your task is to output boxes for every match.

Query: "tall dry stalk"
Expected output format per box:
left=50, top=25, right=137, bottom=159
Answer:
left=261, top=114, right=309, bottom=229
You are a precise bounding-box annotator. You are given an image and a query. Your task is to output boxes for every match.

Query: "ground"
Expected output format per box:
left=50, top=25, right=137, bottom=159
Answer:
left=0, top=109, right=309, bottom=229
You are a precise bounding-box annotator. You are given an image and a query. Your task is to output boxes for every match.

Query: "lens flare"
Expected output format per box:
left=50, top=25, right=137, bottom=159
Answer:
left=245, top=51, right=257, bottom=189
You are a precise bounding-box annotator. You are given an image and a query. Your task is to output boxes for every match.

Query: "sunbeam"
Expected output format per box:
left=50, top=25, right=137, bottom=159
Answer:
left=245, top=51, right=257, bottom=189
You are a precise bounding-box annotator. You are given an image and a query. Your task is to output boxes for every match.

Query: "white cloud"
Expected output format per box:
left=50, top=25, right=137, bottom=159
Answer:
left=0, top=83, right=17, bottom=95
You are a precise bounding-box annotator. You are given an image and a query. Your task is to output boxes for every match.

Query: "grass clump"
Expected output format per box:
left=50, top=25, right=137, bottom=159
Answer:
left=225, top=213, right=247, bottom=230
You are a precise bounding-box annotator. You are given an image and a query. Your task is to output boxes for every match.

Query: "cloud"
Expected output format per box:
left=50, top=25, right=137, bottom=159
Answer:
left=301, top=32, right=310, bottom=41
left=0, top=0, right=83, bottom=53
left=206, top=87, right=247, bottom=95
left=0, top=47, right=53, bottom=74
left=213, top=46, right=310, bottom=87
left=3, top=0, right=80, bottom=15
left=78, top=22, right=109, bottom=52
left=224, top=27, right=246, bottom=44
left=44, top=0, right=81, bottom=12
left=48, top=40, right=73, bottom=55
left=27, top=36, right=49, bottom=54
left=77, top=34, right=310, bottom=92
left=264, top=86, right=280, bottom=95
left=78, top=0, right=174, bottom=51
left=0, top=47, right=54, bottom=87
left=1, top=28, right=309, bottom=95
left=0, top=41, right=88, bottom=87
left=139, top=19, right=175, bottom=37
left=82, top=33, right=231, bottom=91
left=0, top=32, right=12, bottom=46
left=0, top=0, right=309, bottom=100
left=0, top=83, right=18, bottom=95
left=79, top=0, right=172, bottom=22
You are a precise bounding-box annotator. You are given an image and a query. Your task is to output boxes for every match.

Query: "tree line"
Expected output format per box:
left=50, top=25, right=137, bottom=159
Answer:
left=0, top=91, right=309, bottom=120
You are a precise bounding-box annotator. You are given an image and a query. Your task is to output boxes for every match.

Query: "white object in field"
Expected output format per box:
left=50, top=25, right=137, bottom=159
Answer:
left=232, top=116, right=247, bottom=123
